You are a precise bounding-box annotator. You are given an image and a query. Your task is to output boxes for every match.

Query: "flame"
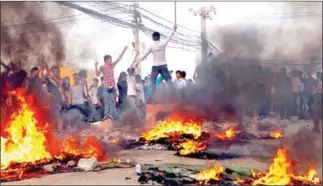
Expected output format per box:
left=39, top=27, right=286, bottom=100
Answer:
left=0, top=89, right=105, bottom=175
left=197, top=165, right=225, bottom=184
left=252, top=147, right=321, bottom=185
left=269, top=129, right=283, bottom=139
left=177, top=140, right=207, bottom=155
left=214, top=126, right=236, bottom=140
left=257, top=129, right=284, bottom=139
left=112, top=137, right=119, bottom=144
left=142, top=120, right=202, bottom=141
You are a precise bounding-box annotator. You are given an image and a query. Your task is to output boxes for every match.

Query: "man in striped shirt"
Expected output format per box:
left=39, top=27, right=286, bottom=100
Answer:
left=95, top=45, right=128, bottom=121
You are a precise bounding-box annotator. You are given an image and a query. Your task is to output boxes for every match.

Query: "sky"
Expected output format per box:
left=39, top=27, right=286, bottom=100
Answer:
left=62, top=2, right=287, bottom=79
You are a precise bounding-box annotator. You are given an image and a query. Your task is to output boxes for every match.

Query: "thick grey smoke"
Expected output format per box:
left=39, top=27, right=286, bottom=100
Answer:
left=167, top=2, right=322, bottom=122
left=0, top=2, right=69, bottom=70
left=210, top=2, right=322, bottom=63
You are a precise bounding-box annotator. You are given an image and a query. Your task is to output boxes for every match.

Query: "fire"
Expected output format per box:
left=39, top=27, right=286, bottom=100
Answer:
left=0, top=89, right=105, bottom=175
left=112, top=137, right=119, bottom=144
left=252, top=147, right=321, bottom=185
left=214, top=126, right=236, bottom=140
left=177, top=140, right=207, bottom=155
left=197, top=165, right=225, bottom=184
left=257, top=129, right=284, bottom=139
left=142, top=120, right=202, bottom=141
left=269, top=129, right=283, bottom=139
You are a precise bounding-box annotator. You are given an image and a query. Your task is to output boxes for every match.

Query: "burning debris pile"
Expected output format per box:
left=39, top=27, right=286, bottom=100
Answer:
left=140, top=119, right=209, bottom=156
left=236, top=147, right=321, bottom=185
left=138, top=148, right=321, bottom=185
left=132, top=118, right=284, bottom=158
left=0, top=89, right=133, bottom=182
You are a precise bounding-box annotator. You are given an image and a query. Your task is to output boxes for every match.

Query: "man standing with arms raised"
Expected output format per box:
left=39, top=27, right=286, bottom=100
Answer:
left=134, top=24, right=177, bottom=100
left=95, top=45, right=128, bottom=121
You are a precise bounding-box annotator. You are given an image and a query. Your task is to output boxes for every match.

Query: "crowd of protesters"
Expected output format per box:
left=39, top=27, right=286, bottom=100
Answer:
left=193, top=56, right=322, bottom=133
left=0, top=22, right=322, bottom=133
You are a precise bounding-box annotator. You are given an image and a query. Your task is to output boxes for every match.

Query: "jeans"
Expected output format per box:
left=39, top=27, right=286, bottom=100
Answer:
left=258, top=96, right=270, bottom=118
left=103, top=87, right=116, bottom=119
left=291, top=93, right=299, bottom=116
left=89, top=104, right=102, bottom=121
left=151, top=65, right=173, bottom=94
left=70, top=104, right=90, bottom=120
left=306, top=92, right=314, bottom=117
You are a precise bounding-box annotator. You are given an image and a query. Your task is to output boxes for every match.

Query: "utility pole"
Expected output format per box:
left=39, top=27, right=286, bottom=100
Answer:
left=131, top=2, right=142, bottom=75
left=189, top=6, right=216, bottom=63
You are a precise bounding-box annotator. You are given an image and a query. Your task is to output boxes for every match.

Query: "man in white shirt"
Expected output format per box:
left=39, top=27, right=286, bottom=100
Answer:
left=89, top=78, right=101, bottom=121
left=70, top=73, right=90, bottom=121
left=134, top=24, right=177, bottom=95
left=127, top=67, right=137, bottom=109
left=174, top=70, right=187, bottom=90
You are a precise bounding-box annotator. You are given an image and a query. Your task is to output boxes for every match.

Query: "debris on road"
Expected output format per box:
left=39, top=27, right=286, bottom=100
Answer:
left=77, top=158, right=98, bottom=171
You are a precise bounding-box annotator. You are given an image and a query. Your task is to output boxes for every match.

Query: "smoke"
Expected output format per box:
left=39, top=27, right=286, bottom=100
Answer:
left=179, top=2, right=322, bottom=121
left=283, top=127, right=322, bottom=175
left=210, top=2, right=322, bottom=62
left=0, top=2, right=68, bottom=70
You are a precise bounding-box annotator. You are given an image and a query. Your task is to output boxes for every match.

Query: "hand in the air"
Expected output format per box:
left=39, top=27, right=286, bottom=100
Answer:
left=133, top=61, right=140, bottom=68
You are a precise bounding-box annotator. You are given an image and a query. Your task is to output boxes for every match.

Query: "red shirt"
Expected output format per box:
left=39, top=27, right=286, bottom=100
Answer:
left=101, top=63, right=115, bottom=88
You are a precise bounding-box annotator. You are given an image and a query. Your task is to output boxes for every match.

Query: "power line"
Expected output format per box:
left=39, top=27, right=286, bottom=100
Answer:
left=57, top=2, right=201, bottom=51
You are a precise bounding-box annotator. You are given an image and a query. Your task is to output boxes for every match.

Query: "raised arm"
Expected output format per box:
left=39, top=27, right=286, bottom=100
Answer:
left=0, top=61, right=11, bottom=76
left=161, top=24, right=177, bottom=47
left=130, top=50, right=140, bottom=68
left=112, top=45, right=129, bottom=67
left=137, top=47, right=151, bottom=63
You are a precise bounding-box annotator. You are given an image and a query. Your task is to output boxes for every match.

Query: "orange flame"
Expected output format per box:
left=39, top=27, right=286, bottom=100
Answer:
left=142, top=120, right=202, bottom=141
left=269, top=129, right=283, bottom=139
left=197, top=165, right=225, bottom=184
left=1, top=89, right=105, bottom=174
left=112, top=137, right=119, bottom=144
left=214, top=126, right=236, bottom=140
left=177, top=140, right=207, bottom=155
left=252, top=147, right=321, bottom=185
left=257, top=129, right=284, bottom=139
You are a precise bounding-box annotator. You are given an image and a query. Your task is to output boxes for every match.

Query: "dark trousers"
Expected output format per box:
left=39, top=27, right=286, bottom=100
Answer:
left=151, top=65, right=173, bottom=94
left=307, top=93, right=314, bottom=117
left=70, top=104, right=90, bottom=120
left=90, top=104, right=102, bottom=121
left=291, top=92, right=299, bottom=116
left=313, top=93, right=322, bottom=132
left=258, top=96, right=270, bottom=118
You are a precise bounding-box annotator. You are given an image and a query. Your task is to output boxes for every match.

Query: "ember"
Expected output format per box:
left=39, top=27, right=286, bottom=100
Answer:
left=214, top=126, right=237, bottom=140
left=0, top=89, right=105, bottom=179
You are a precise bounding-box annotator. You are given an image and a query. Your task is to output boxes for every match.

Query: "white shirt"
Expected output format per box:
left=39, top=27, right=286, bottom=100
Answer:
left=142, top=30, right=175, bottom=66
left=70, top=84, right=86, bottom=105
left=174, top=79, right=187, bottom=90
left=90, top=86, right=98, bottom=104
left=127, top=75, right=136, bottom=96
